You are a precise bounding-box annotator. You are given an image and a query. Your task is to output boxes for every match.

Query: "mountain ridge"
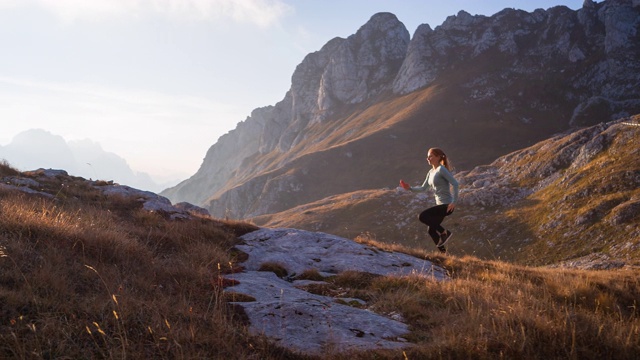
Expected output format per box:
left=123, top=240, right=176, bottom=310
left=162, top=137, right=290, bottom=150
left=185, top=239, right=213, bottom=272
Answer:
left=162, top=0, right=640, bottom=223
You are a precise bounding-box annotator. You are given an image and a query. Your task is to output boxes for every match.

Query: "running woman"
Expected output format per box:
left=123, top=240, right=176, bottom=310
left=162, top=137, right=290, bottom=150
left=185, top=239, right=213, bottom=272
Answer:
left=400, top=147, right=459, bottom=253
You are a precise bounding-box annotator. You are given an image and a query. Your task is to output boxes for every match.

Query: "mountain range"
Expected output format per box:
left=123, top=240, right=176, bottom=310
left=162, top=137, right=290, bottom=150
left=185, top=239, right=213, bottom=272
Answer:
left=0, top=129, right=179, bottom=193
left=160, top=0, right=640, bottom=264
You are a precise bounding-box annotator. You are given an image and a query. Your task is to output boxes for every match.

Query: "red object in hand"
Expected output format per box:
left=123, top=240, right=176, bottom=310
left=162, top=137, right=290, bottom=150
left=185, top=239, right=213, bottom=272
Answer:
left=399, top=180, right=410, bottom=190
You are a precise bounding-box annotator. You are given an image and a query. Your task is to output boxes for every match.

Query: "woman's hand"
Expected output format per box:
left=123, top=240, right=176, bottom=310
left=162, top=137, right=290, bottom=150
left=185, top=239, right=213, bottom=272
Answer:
left=447, top=203, right=456, bottom=213
left=399, top=180, right=410, bottom=190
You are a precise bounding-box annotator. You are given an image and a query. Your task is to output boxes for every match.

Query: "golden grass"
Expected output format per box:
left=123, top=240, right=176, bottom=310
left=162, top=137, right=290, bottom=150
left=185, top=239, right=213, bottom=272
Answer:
left=333, top=255, right=640, bottom=360
left=0, top=189, right=301, bottom=359
left=258, top=261, right=289, bottom=278
left=310, top=237, right=640, bottom=359
left=295, top=268, right=325, bottom=281
left=1, top=168, right=638, bottom=358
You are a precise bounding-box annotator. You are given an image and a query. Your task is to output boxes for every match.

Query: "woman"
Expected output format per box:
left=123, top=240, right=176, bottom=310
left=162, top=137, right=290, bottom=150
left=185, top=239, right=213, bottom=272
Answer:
left=400, top=148, right=459, bottom=253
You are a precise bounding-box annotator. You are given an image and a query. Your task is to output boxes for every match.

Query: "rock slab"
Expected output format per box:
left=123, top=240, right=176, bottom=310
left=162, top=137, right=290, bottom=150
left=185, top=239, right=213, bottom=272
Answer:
left=225, top=228, right=447, bottom=355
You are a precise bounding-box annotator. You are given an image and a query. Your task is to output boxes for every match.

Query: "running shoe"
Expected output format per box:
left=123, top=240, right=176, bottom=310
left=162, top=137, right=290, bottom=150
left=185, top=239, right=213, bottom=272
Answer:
left=438, top=230, right=453, bottom=247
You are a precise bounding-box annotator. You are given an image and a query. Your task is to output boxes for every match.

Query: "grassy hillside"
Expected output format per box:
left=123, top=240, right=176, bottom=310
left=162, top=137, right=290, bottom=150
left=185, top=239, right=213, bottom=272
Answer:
left=255, top=117, right=640, bottom=267
left=0, top=162, right=275, bottom=359
left=1, top=161, right=639, bottom=358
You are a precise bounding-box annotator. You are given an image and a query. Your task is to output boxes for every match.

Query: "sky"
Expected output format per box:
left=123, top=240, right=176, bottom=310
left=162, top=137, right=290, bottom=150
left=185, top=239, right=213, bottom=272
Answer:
left=0, top=0, right=588, bottom=184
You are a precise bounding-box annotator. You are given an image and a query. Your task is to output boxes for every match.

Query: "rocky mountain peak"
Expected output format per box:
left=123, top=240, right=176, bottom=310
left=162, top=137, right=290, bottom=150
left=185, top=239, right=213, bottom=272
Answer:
left=291, top=12, right=409, bottom=125
left=163, top=0, right=640, bottom=225
left=161, top=13, right=410, bottom=206
left=394, top=0, right=640, bottom=97
left=440, top=10, right=479, bottom=30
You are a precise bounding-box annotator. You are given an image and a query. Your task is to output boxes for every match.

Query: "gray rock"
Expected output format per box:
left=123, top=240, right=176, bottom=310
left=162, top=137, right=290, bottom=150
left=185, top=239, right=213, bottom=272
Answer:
left=548, top=252, right=627, bottom=270
left=227, top=271, right=410, bottom=355
left=608, top=199, right=640, bottom=225
left=224, top=228, right=447, bottom=355
left=3, top=177, right=40, bottom=187
left=98, top=184, right=191, bottom=219
left=235, top=228, right=447, bottom=279
left=28, top=168, right=69, bottom=178
left=174, top=202, right=210, bottom=216
left=0, top=183, right=54, bottom=199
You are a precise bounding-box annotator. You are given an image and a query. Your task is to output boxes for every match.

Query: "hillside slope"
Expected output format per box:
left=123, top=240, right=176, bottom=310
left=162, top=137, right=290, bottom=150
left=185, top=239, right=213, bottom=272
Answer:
left=163, top=0, right=640, bottom=221
left=1, top=162, right=639, bottom=358
left=254, top=115, right=640, bottom=267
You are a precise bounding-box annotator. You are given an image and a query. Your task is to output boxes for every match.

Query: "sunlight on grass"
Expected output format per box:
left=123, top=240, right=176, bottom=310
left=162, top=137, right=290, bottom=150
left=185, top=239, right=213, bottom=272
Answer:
left=1, top=165, right=638, bottom=359
left=0, top=180, right=274, bottom=358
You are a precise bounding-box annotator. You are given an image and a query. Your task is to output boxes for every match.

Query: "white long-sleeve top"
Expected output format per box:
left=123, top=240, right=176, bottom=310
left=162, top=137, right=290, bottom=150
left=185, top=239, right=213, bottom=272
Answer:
left=410, top=165, right=459, bottom=205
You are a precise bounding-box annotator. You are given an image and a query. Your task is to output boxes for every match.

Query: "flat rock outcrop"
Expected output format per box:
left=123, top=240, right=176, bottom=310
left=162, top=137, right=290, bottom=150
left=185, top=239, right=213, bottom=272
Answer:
left=224, top=228, right=446, bottom=355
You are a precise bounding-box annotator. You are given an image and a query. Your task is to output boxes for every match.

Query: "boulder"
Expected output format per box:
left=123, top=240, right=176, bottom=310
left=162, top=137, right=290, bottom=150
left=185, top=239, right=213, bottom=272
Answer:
left=174, top=202, right=210, bottom=216
left=98, top=184, right=191, bottom=220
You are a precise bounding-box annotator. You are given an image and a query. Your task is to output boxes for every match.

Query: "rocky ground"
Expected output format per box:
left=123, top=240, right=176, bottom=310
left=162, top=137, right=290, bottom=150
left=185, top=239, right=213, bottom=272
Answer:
left=224, top=227, right=447, bottom=355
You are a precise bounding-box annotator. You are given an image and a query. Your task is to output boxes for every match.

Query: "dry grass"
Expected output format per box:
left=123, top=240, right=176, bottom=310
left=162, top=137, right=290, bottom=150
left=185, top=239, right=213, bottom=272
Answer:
left=257, top=253, right=638, bottom=360
left=0, top=159, right=21, bottom=176
left=299, top=235, right=640, bottom=359
left=1, top=167, right=638, bottom=359
left=338, top=255, right=640, bottom=360
left=258, top=262, right=289, bottom=278
left=294, top=268, right=325, bottom=282
left=0, top=187, right=303, bottom=359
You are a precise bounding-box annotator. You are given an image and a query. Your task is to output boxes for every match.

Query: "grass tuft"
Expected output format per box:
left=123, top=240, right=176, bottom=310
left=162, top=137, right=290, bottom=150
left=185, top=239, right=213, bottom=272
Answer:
left=0, top=159, right=21, bottom=176
left=258, top=262, right=289, bottom=278
left=295, top=268, right=325, bottom=281
left=0, top=185, right=293, bottom=359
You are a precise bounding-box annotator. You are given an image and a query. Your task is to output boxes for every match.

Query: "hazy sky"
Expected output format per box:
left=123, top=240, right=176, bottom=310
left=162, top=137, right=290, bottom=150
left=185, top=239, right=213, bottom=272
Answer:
left=0, top=0, right=587, bottom=182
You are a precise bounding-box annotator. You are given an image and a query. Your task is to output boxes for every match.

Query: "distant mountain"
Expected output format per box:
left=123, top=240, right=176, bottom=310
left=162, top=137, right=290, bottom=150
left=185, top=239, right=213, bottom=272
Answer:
left=0, top=129, right=178, bottom=192
left=254, top=115, right=640, bottom=266
left=2, top=129, right=76, bottom=173
left=162, top=0, right=640, bottom=224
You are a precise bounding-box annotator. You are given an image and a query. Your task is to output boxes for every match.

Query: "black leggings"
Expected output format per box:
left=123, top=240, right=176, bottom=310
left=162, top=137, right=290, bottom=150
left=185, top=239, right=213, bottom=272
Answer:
left=419, top=204, right=453, bottom=245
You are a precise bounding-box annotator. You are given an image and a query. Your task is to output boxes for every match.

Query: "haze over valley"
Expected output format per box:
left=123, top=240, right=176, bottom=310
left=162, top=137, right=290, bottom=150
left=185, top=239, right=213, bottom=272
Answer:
left=0, top=129, right=181, bottom=193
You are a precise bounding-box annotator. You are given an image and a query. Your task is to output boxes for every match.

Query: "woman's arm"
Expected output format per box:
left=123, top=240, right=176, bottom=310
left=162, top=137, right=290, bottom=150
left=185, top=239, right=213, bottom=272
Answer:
left=399, top=173, right=429, bottom=192
left=411, top=173, right=430, bottom=192
left=440, top=167, right=459, bottom=203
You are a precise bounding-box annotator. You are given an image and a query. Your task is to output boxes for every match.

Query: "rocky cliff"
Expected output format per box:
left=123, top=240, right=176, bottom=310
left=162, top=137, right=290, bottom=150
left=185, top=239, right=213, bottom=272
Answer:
left=162, top=0, right=640, bottom=220
left=162, top=12, right=410, bottom=207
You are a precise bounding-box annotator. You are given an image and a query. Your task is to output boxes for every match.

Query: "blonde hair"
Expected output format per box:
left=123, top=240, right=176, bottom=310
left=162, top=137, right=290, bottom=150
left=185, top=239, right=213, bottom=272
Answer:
left=428, top=147, right=452, bottom=171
